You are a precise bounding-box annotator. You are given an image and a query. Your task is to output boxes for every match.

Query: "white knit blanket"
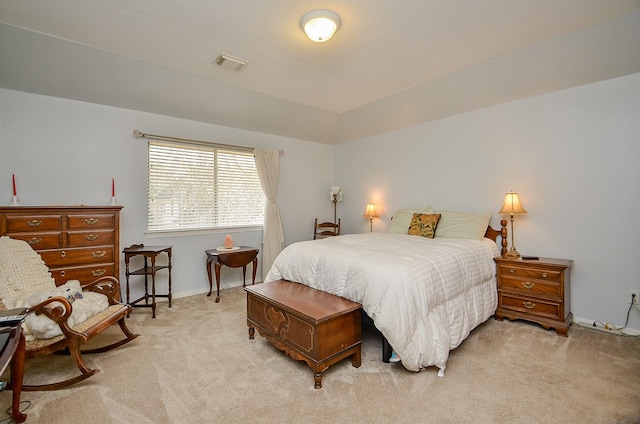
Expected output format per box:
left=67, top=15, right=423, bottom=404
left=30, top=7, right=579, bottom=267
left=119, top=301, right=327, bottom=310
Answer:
left=0, top=236, right=56, bottom=309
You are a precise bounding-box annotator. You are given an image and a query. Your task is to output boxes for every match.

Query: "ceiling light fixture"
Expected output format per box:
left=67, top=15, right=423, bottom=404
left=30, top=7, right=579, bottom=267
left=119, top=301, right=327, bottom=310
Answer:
left=300, top=10, right=341, bottom=43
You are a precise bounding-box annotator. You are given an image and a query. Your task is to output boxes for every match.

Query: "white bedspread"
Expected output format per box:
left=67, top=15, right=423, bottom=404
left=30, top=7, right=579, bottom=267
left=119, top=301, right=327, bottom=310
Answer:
left=265, top=232, right=499, bottom=374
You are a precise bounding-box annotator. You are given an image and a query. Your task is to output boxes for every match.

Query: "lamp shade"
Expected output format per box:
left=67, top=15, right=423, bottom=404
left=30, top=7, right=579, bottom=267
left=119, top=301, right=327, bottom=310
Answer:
left=499, top=192, right=527, bottom=215
left=301, top=10, right=341, bottom=42
left=363, top=203, right=379, bottom=218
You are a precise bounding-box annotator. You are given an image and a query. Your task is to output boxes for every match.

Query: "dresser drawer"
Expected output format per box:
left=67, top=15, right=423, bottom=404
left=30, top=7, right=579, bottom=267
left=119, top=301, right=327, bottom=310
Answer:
left=66, top=214, right=116, bottom=230
left=50, top=263, right=115, bottom=286
left=4, top=215, right=62, bottom=232
left=497, top=264, right=561, bottom=282
left=39, top=246, right=115, bottom=267
left=66, top=230, right=115, bottom=247
left=8, top=233, right=62, bottom=249
left=499, top=293, right=561, bottom=321
left=499, top=275, right=561, bottom=298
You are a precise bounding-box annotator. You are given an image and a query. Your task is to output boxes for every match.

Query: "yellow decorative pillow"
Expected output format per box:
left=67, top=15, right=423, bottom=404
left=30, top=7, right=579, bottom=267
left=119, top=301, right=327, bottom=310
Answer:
left=407, top=213, right=441, bottom=238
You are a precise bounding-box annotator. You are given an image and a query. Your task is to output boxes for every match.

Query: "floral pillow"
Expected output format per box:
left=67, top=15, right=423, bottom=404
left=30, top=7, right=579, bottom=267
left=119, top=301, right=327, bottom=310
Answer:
left=389, top=207, right=433, bottom=234
left=407, top=213, right=441, bottom=238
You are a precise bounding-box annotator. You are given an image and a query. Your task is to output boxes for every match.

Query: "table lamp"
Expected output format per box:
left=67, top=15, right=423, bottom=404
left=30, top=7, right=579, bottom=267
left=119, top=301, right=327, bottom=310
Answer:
left=499, top=191, right=527, bottom=258
left=363, top=203, right=378, bottom=232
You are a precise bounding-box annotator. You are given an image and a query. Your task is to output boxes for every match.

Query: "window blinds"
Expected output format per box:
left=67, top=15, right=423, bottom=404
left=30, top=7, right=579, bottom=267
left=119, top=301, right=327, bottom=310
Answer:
left=148, top=140, right=265, bottom=232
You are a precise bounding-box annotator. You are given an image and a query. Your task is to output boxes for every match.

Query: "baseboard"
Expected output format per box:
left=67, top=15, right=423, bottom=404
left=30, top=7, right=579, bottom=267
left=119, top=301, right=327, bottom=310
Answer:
left=171, top=278, right=265, bottom=300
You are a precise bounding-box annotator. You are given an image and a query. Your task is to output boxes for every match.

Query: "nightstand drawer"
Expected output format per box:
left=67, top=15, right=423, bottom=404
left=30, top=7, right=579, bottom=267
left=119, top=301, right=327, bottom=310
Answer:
left=499, top=275, right=560, bottom=298
left=499, top=293, right=561, bottom=321
left=497, top=264, right=561, bottom=282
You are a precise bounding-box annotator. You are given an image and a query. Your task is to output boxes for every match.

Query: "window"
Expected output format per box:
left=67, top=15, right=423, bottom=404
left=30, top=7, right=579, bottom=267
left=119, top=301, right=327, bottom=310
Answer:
left=148, top=140, right=265, bottom=232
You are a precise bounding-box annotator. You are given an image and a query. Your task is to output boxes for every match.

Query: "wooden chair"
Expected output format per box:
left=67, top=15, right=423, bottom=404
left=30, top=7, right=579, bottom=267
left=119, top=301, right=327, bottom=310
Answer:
left=313, top=218, right=341, bottom=239
left=0, top=236, right=139, bottom=391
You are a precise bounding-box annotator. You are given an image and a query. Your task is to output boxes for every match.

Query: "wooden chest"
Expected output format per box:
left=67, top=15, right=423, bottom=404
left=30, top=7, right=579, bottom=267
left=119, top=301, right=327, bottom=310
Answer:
left=494, top=256, right=573, bottom=336
left=245, top=279, right=362, bottom=389
left=0, top=206, right=122, bottom=287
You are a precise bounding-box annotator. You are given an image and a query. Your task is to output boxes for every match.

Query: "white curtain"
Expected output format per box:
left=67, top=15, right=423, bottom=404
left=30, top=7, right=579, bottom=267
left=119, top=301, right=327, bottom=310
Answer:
left=255, top=149, right=284, bottom=277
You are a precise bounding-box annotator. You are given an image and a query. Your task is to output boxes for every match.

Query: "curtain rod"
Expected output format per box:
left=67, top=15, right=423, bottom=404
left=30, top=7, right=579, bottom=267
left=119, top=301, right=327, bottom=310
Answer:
left=133, top=130, right=284, bottom=156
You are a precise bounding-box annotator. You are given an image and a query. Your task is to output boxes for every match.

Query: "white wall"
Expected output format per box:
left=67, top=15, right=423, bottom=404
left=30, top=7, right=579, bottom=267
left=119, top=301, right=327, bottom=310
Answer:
left=0, top=88, right=334, bottom=300
left=334, top=72, right=640, bottom=333
left=3, top=72, right=639, bottom=333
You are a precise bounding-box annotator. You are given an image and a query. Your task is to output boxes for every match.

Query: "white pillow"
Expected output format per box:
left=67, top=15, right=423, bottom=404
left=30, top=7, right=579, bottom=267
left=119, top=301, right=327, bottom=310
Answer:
left=389, top=207, right=433, bottom=234
left=434, top=210, right=491, bottom=240
left=19, top=280, right=108, bottom=340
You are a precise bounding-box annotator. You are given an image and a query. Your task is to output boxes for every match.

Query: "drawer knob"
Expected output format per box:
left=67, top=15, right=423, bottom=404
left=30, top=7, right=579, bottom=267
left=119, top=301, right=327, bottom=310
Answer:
left=27, top=219, right=42, bottom=227
left=542, top=272, right=548, bottom=278
left=92, top=250, right=106, bottom=258
left=509, top=268, right=515, bottom=274
left=521, top=281, right=535, bottom=290
left=92, top=269, right=106, bottom=277
left=61, top=250, right=67, bottom=258
left=85, top=218, right=99, bottom=225
left=61, top=271, right=66, bottom=277
left=523, top=301, right=536, bottom=309
left=27, top=237, right=42, bottom=245
left=85, top=234, right=98, bottom=241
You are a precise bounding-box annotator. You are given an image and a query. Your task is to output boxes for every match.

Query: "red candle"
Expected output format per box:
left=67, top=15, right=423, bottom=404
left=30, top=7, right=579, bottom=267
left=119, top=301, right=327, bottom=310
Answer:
left=111, top=178, right=115, bottom=197
left=12, top=174, right=16, bottom=196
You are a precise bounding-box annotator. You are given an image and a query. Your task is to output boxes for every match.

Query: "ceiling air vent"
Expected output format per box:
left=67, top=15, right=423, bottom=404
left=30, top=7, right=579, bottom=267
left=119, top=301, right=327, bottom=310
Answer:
left=214, top=54, right=249, bottom=71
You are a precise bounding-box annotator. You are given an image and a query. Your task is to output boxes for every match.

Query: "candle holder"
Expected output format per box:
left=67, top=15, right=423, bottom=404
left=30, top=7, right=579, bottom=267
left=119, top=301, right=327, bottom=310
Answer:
left=10, top=195, right=20, bottom=206
left=110, top=196, right=118, bottom=205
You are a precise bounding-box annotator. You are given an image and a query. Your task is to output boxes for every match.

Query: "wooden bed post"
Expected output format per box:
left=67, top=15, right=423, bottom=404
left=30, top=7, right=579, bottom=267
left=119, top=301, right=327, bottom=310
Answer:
left=500, top=219, right=508, bottom=256
left=483, top=220, right=509, bottom=256
left=484, top=219, right=507, bottom=256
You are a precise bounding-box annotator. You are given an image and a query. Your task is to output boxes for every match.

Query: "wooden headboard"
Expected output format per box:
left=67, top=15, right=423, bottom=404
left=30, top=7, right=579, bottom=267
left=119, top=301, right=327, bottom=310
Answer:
left=484, top=219, right=508, bottom=256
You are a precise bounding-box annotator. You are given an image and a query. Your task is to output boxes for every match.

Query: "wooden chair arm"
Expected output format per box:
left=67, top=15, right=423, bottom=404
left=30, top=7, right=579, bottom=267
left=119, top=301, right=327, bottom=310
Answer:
left=26, top=296, right=83, bottom=340
left=83, top=276, right=122, bottom=305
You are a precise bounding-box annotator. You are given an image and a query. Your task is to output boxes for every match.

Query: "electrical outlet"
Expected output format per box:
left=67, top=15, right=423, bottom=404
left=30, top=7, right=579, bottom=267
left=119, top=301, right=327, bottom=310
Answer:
left=629, top=290, right=639, bottom=305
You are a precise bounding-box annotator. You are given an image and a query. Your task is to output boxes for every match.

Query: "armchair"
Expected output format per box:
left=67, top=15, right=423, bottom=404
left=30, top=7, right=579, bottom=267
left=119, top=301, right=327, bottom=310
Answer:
left=0, top=236, right=139, bottom=391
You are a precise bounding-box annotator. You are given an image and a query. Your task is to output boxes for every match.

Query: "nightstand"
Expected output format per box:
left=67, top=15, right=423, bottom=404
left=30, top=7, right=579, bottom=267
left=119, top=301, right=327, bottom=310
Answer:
left=494, top=256, right=573, bottom=336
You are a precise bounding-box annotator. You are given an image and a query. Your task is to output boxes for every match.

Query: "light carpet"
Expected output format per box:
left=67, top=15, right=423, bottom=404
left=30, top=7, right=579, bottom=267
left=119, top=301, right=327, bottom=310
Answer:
left=1, top=285, right=639, bottom=423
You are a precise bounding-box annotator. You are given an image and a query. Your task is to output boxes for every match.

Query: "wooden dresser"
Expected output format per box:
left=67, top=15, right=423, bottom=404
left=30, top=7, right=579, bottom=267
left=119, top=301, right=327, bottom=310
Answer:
left=494, top=256, right=573, bottom=336
left=0, top=206, right=122, bottom=287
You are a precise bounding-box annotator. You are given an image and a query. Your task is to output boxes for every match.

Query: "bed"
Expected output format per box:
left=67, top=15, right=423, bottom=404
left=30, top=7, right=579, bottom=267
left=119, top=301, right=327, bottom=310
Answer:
left=265, top=208, right=507, bottom=377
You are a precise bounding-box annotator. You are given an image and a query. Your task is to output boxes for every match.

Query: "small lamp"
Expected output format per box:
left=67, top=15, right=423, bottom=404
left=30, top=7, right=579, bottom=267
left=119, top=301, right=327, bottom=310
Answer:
left=300, top=10, right=341, bottom=42
left=330, top=186, right=343, bottom=224
left=363, top=203, right=378, bottom=232
left=499, top=191, right=527, bottom=259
